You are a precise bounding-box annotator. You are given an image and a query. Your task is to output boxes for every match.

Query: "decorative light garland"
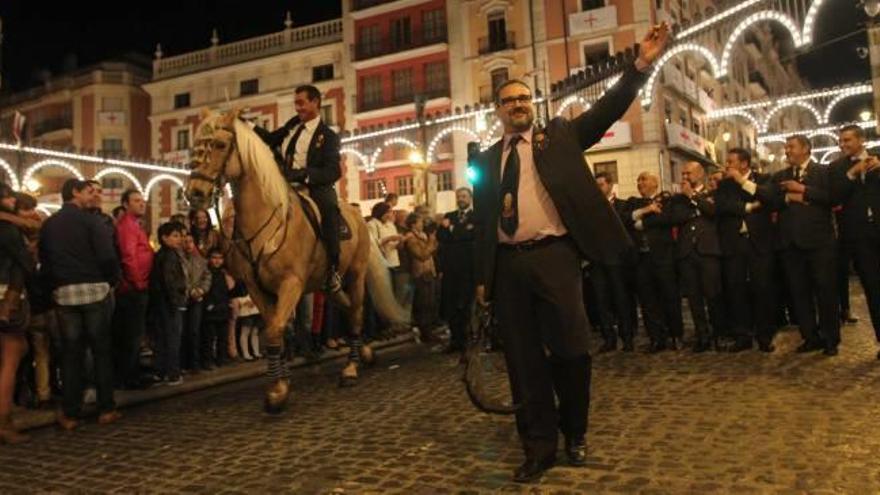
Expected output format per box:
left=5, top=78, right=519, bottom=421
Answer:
left=760, top=101, right=823, bottom=133
left=0, top=142, right=189, bottom=176
left=822, top=84, right=873, bottom=123
left=802, top=0, right=826, bottom=45
left=706, top=109, right=761, bottom=129
left=92, top=167, right=145, bottom=195
left=675, top=0, right=766, bottom=39
left=555, top=96, right=591, bottom=117
left=0, top=158, right=20, bottom=191
left=340, top=147, right=370, bottom=170
left=758, top=120, right=876, bottom=144
left=426, top=125, right=481, bottom=163
left=641, top=43, right=720, bottom=107
left=718, top=11, right=803, bottom=78
left=708, top=82, right=872, bottom=118
left=22, top=159, right=86, bottom=185
left=144, top=174, right=185, bottom=197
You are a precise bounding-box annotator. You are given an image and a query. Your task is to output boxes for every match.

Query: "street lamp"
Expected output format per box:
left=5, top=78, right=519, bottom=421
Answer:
left=722, top=131, right=732, bottom=143
left=861, top=109, right=873, bottom=121
left=768, top=153, right=776, bottom=162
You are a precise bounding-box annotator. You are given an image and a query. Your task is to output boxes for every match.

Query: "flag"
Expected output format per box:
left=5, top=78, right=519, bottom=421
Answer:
left=12, top=111, right=26, bottom=146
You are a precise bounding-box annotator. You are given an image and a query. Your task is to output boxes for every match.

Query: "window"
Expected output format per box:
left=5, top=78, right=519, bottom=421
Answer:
left=491, top=68, right=509, bottom=92
left=361, top=75, right=383, bottom=108
left=359, top=25, right=380, bottom=56
left=437, top=170, right=454, bottom=192
left=664, top=97, right=673, bottom=124
left=102, top=97, right=123, bottom=111
left=581, top=0, right=604, bottom=9
left=174, top=92, right=190, bottom=109
left=320, top=105, right=334, bottom=126
left=102, top=138, right=123, bottom=156
left=364, top=179, right=385, bottom=200
left=313, top=64, right=334, bottom=82
left=240, top=79, right=259, bottom=96
left=594, top=161, right=618, bottom=184
left=390, top=17, right=412, bottom=51
left=176, top=129, right=190, bottom=150
left=392, top=69, right=413, bottom=102
left=425, top=61, right=449, bottom=94
left=101, top=177, right=123, bottom=190
left=583, top=41, right=612, bottom=69
left=423, top=9, right=445, bottom=42
left=396, top=175, right=414, bottom=196
left=679, top=105, right=688, bottom=128
left=488, top=12, right=508, bottom=49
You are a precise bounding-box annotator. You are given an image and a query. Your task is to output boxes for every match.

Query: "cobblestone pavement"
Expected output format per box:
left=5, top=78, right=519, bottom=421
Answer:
left=4, top=293, right=880, bottom=494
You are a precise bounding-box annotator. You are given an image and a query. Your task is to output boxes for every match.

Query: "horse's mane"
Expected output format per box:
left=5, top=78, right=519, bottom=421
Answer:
left=232, top=118, right=290, bottom=213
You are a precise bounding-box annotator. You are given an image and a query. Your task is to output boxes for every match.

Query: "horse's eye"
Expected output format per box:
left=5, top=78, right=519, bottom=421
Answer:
left=214, top=142, right=226, bottom=150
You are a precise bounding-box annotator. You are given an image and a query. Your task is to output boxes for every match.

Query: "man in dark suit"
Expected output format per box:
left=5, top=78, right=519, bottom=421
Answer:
left=590, top=172, right=635, bottom=352
left=716, top=148, right=778, bottom=352
left=830, top=124, right=880, bottom=359
left=437, top=187, right=476, bottom=354
left=624, top=172, right=683, bottom=353
left=472, top=24, right=670, bottom=483
left=755, top=135, right=839, bottom=355
left=668, top=162, right=724, bottom=352
left=254, top=84, right=343, bottom=291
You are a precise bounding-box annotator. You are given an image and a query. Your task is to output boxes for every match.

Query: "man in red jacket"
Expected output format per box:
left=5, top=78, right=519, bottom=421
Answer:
left=113, top=188, right=154, bottom=389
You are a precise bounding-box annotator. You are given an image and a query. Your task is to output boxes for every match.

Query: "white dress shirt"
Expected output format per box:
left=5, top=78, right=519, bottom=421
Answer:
left=282, top=115, right=321, bottom=170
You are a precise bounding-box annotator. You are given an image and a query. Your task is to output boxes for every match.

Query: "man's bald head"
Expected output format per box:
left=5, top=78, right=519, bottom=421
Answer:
left=681, top=161, right=705, bottom=187
left=637, top=171, right=659, bottom=198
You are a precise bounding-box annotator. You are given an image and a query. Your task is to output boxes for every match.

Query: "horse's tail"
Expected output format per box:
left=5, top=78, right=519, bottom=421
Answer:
left=365, top=244, right=410, bottom=325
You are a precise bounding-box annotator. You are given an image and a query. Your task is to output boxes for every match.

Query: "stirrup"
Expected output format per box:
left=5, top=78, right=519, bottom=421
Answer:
left=325, top=270, right=343, bottom=293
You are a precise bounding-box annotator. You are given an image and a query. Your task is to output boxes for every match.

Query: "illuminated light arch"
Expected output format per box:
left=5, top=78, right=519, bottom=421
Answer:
left=555, top=96, right=591, bottom=117
left=802, top=0, right=827, bottom=45
left=641, top=44, right=721, bottom=107
left=36, top=203, right=61, bottom=217
left=0, top=158, right=20, bottom=191
left=822, top=85, right=873, bottom=123
left=144, top=174, right=185, bottom=197
left=22, top=159, right=85, bottom=185
left=820, top=150, right=840, bottom=164
left=707, top=109, right=761, bottom=130
left=761, top=101, right=822, bottom=133
left=340, top=147, right=371, bottom=170
left=368, top=137, right=420, bottom=172
left=426, top=126, right=481, bottom=163
left=808, top=131, right=838, bottom=145
left=92, top=167, right=144, bottom=195
left=718, top=11, right=803, bottom=78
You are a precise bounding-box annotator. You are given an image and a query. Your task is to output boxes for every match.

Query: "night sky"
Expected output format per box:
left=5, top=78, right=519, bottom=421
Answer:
left=0, top=1, right=871, bottom=118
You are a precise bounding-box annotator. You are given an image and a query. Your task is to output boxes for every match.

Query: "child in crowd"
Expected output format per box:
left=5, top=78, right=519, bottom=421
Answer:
left=201, top=248, right=235, bottom=368
left=231, top=282, right=263, bottom=361
left=150, top=221, right=188, bottom=386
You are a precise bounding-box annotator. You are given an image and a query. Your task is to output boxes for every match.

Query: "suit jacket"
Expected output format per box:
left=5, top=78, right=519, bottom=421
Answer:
left=756, top=160, right=834, bottom=251
left=830, top=155, right=880, bottom=243
left=622, top=195, right=678, bottom=263
left=714, top=174, right=775, bottom=256
left=254, top=116, right=341, bottom=190
left=667, top=190, right=721, bottom=258
left=438, top=209, right=476, bottom=308
left=472, top=64, right=647, bottom=295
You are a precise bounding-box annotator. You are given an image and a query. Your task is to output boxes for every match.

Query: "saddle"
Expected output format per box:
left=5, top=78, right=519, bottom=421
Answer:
left=290, top=186, right=352, bottom=241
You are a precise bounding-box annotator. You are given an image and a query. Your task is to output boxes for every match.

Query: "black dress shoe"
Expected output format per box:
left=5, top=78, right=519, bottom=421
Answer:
left=669, top=338, right=680, bottom=350
left=513, top=456, right=556, bottom=483
left=692, top=341, right=710, bottom=353
left=598, top=340, right=617, bottom=353
left=729, top=340, right=752, bottom=353
left=565, top=438, right=587, bottom=466
left=621, top=340, right=635, bottom=352
left=823, top=346, right=839, bottom=356
left=648, top=341, right=668, bottom=354
left=796, top=341, right=824, bottom=353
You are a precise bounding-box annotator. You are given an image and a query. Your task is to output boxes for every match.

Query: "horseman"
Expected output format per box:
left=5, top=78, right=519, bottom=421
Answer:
left=254, top=84, right=342, bottom=293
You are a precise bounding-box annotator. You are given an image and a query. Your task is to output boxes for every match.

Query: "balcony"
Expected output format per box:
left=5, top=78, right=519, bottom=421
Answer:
left=353, top=30, right=448, bottom=62
left=478, top=32, right=516, bottom=55
left=33, top=117, right=73, bottom=137
left=357, top=86, right=450, bottom=113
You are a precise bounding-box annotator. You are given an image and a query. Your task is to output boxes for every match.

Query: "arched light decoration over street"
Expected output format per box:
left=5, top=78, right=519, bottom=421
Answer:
left=0, top=158, right=20, bottom=191
left=368, top=137, right=420, bottom=173
left=641, top=44, right=721, bottom=108
left=758, top=120, right=876, bottom=144
left=340, top=147, right=370, bottom=170
left=675, top=0, right=765, bottom=39
left=555, top=96, right=591, bottom=117
left=144, top=174, right=185, bottom=197
left=92, top=167, right=145, bottom=195
left=760, top=101, right=823, bottom=133
left=23, top=159, right=86, bottom=186
left=706, top=109, right=762, bottom=130
left=426, top=126, right=481, bottom=163
left=0, top=142, right=188, bottom=176
left=718, top=11, right=803, bottom=78
left=36, top=203, right=61, bottom=217
left=822, top=84, right=873, bottom=123
left=802, top=0, right=827, bottom=45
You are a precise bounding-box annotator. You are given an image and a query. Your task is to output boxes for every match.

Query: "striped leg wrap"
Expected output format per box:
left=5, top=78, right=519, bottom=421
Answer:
left=348, top=337, right=363, bottom=364
left=266, top=346, right=289, bottom=380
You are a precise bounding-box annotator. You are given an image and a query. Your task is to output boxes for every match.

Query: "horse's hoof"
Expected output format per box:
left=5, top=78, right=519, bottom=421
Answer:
left=338, top=375, right=359, bottom=388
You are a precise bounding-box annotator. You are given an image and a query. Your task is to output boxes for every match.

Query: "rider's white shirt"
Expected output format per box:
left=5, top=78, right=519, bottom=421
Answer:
left=284, top=115, right=321, bottom=170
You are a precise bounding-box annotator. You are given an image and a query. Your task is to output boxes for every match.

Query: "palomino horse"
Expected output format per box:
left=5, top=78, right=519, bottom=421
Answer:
left=185, top=109, right=407, bottom=413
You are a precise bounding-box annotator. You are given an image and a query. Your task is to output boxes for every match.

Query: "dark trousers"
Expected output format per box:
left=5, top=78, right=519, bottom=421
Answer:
left=722, top=236, right=777, bottom=345
left=183, top=301, right=203, bottom=370
left=112, top=290, right=148, bottom=385
left=57, top=296, right=115, bottom=417
left=782, top=244, right=840, bottom=348
left=635, top=253, right=683, bottom=343
left=413, top=276, right=437, bottom=332
left=156, top=303, right=184, bottom=379
left=678, top=252, right=724, bottom=343
left=494, top=239, right=591, bottom=461
left=311, top=187, right=340, bottom=267
left=850, top=235, right=880, bottom=340
left=838, top=242, right=853, bottom=315
left=589, top=261, right=634, bottom=344
left=201, top=318, right=229, bottom=365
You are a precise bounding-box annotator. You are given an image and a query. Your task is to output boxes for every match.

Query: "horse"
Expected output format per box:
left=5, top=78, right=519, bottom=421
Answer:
left=185, top=108, right=407, bottom=413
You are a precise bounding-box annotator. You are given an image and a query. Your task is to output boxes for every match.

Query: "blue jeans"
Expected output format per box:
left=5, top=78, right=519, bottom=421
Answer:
left=56, top=296, right=115, bottom=417
left=156, top=303, right=184, bottom=380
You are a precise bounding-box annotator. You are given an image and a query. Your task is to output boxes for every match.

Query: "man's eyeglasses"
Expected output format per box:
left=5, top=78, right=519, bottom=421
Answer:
left=498, top=95, right=533, bottom=107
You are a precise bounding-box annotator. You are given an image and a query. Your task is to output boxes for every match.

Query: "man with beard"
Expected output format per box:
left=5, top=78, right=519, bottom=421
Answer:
left=471, top=23, right=669, bottom=482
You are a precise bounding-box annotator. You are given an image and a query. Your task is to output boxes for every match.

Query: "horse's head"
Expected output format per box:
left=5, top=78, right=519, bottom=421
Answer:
left=186, top=108, right=241, bottom=210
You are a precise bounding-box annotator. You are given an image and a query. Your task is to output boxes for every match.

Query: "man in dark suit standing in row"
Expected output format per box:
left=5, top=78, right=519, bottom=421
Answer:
left=716, top=148, right=778, bottom=352
left=437, top=187, right=476, bottom=354
left=472, top=24, right=670, bottom=483
left=668, top=161, right=724, bottom=352
left=591, top=172, right=635, bottom=352
left=625, top=172, right=683, bottom=352
left=830, top=124, right=880, bottom=359
left=756, top=135, right=839, bottom=356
